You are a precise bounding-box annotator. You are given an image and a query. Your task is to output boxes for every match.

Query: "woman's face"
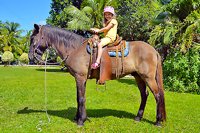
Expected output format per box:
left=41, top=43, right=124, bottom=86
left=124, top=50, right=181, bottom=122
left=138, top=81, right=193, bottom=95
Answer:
left=104, top=12, right=113, bottom=21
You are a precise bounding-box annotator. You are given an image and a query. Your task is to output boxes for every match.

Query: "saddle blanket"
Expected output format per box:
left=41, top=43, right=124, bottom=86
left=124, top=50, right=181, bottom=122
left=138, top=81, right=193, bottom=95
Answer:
left=87, top=41, right=129, bottom=57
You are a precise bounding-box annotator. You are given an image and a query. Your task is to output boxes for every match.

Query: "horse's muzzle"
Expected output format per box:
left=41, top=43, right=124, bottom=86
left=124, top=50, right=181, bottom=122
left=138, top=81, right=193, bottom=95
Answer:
left=28, top=49, right=42, bottom=64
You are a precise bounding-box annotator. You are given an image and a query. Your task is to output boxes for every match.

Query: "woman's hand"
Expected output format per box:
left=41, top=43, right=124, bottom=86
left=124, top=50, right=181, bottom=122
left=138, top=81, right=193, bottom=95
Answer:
left=90, top=28, right=100, bottom=34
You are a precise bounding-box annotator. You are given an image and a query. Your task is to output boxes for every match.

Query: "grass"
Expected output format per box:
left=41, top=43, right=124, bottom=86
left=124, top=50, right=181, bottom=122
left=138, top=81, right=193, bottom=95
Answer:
left=0, top=66, right=200, bottom=132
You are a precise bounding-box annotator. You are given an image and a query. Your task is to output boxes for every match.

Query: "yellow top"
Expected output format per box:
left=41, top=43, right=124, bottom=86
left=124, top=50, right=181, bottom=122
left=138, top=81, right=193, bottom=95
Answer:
left=104, top=19, right=118, bottom=42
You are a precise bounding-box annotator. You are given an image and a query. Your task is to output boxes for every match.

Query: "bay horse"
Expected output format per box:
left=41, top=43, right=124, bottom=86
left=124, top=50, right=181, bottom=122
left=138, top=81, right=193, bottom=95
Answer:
left=28, top=24, right=166, bottom=126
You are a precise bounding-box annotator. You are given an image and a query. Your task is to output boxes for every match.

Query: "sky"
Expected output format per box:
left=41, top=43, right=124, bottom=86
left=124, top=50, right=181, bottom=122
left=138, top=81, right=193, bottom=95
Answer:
left=0, top=0, right=51, bottom=32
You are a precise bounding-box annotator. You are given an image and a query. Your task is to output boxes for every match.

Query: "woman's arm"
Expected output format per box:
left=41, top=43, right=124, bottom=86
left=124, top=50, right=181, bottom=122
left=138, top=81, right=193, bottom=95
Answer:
left=91, top=23, right=114, bottom=34
left=97, top=23, right=114, bottom=33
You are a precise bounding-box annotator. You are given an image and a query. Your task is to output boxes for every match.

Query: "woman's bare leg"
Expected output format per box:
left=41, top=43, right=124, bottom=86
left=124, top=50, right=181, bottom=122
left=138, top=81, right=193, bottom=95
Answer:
left=96, top=43, right=103, bottom=64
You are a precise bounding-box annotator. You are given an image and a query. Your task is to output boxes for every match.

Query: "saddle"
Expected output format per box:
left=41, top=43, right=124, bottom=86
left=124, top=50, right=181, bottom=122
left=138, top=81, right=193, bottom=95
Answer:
left=88, top=35, right=126, bottom=85
left=108, top=34, right=122, bottom=47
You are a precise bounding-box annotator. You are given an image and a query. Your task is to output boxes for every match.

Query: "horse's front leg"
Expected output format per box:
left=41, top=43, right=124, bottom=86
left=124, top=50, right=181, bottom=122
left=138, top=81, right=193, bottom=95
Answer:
left=74, top=74, right=87, bottom=126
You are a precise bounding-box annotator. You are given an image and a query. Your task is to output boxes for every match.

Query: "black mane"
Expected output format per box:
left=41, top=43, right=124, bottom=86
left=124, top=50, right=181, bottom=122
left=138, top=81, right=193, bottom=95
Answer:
left=41, top=25, right=87, bottom=49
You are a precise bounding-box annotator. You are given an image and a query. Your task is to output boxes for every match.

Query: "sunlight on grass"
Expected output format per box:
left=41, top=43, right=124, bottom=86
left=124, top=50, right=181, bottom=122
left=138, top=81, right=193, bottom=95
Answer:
left=0, top=66, right=199, bottom=132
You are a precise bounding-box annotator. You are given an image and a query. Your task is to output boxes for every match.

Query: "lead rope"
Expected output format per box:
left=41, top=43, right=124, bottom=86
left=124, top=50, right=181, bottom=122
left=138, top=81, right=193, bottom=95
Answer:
left=36, top=49, right=51, bottom=132
left=44, top=49, right=51, bottom=123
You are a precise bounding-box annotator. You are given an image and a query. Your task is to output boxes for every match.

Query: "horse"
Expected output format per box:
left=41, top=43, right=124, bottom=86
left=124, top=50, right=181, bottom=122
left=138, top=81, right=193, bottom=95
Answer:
left=28, top=24, right=166, bottom=126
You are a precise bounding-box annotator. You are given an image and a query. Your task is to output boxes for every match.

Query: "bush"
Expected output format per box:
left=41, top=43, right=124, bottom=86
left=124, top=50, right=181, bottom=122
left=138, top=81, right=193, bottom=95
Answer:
left=57, top=56, right=64, bottom=66
left=2, top=51, right=14, bottom=65
left=19, top=53, right=29, bottom=64
left=163, top=48, right=200, bottom=94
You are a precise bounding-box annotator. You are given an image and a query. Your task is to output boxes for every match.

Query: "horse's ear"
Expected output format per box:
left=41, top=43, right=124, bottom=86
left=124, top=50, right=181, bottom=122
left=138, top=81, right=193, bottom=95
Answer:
left=34, top=24, right=40, bottom=31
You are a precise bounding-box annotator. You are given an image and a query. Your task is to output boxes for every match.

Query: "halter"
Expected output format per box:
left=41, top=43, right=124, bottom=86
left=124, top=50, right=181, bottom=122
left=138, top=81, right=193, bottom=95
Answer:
left=32, top=26, right=87, bottom=65
left=33, top=38, right=68, bottom=65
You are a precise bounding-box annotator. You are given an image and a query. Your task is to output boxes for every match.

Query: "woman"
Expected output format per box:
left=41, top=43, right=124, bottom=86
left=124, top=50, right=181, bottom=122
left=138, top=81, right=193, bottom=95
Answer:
left=90, top=6, right=118, bottom=69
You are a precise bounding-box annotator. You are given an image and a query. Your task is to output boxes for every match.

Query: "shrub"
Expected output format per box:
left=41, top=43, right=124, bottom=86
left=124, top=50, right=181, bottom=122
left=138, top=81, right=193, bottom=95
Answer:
left=57, top=56, right=64, bottom=67
left=2, top=51, right=14, bottom=65
left=19, top=53, right=29, bottom=64
left=163, top=48, right=200, bottom=94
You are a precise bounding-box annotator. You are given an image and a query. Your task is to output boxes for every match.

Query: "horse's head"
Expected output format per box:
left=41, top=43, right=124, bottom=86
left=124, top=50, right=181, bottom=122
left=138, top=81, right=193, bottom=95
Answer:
left=29, top=24, right=49, bottom=64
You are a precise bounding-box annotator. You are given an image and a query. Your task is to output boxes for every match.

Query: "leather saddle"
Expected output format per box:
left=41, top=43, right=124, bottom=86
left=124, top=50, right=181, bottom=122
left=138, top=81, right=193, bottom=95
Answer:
left=88, top=34, right=125, bottom=85
left=108, top=34, right=122, bottom=47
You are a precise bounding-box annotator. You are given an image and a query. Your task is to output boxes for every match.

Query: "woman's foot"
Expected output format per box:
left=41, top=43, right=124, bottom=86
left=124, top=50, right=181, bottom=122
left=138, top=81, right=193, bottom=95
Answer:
left=91, top=62, right=100, bottom=69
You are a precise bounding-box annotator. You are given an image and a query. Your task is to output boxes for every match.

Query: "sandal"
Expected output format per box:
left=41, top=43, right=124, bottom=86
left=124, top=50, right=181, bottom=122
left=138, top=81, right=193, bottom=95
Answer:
left=91, top=62, right=100, bottom=69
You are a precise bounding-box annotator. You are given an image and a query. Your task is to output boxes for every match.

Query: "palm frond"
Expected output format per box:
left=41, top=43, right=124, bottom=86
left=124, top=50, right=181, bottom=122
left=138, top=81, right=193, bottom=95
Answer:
left=82, top=6, right=94, bottom=17
left=67, top=19, right=91, bottom=30
left=64, top=5, right=92, bottom=30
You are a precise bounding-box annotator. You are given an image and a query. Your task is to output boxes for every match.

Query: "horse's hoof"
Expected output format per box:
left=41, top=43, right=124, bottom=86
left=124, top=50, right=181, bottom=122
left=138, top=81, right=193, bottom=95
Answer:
left=77, top=124, right=84, bottom=127
left=134, top=116, right=141, bottom=122
left=77, top=120, right=84, bottom=126
left=155, top=122, right=162, bottom=127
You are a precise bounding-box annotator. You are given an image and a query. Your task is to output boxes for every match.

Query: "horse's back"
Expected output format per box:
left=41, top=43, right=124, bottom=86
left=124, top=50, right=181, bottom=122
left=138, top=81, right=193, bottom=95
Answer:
left=126, top=41, right=159, bottom=76
left=128, top=41, right=158, bottom=58
left=129, top=41, right=157, bottom=53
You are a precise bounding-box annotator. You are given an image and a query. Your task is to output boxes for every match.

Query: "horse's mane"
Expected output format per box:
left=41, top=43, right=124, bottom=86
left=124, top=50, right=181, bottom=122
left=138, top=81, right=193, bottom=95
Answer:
left=41, top=25, right=87, bottom=49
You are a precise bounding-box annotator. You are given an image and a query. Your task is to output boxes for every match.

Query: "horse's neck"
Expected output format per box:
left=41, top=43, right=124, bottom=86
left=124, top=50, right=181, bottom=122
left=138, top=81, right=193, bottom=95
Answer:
left=52, top=39, right=87, bottom=63
left=52, top=43, right=74, bottom=60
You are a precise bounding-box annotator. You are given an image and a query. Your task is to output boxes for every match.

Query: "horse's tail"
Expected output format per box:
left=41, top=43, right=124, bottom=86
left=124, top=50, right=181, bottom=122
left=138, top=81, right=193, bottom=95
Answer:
left=156, top=53, right=166, bottom=121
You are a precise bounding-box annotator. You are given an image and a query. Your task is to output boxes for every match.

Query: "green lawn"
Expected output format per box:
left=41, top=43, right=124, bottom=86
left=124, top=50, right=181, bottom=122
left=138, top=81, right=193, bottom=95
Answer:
left=0, top=66, right=200, bottom=132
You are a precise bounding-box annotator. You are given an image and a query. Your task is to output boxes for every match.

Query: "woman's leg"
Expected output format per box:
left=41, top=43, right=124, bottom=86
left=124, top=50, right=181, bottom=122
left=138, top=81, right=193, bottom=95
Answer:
left=96, top=42, right=103, bottom=64
left=91, top=38, right=112, bottom=69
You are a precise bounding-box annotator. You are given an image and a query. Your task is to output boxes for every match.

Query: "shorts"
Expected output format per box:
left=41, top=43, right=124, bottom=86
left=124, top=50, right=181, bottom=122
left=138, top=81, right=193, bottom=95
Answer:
left=100, top=37, right=113, bottom=47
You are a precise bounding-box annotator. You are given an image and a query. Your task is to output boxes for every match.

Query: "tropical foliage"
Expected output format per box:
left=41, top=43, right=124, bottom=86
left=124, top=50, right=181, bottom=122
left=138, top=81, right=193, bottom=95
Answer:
left=0, top=21, right=31, bottom=63
left=117, top=0, right=161, bottom=41
left=149, top=0, right=200, bottom=58
left=47, top=0, right=117, bottom=30
left=163, top=48, right=200, bottom=94
left=148, top=0, right=200, bottom=94
left=46, top=0, right=71, bottom=28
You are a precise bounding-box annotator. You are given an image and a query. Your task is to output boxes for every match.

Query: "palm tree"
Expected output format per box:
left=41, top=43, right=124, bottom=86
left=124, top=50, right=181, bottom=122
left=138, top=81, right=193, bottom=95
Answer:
left=4, top=21, right=23, bottom=37
left=0, top=28, right=14, bottom=52
left=0, top=21, right=24, bottom=58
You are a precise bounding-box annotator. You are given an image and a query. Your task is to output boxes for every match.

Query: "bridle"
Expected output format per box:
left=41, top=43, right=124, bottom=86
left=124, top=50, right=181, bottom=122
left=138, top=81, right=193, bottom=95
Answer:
left=32, top=36, right=68, bottom=65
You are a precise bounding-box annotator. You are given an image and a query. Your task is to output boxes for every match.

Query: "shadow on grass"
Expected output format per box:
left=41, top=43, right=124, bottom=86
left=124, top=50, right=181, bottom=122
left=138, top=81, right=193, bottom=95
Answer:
left=35, top=69, right=137, bottom=86
left=116, top=78, right=137, bottom=85
left=17, top=107, right=154, bottom=125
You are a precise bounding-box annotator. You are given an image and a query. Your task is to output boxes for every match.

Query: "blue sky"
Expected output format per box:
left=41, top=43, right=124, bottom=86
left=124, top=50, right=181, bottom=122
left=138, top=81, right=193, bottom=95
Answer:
left=0, top=0, right=51, bottom=32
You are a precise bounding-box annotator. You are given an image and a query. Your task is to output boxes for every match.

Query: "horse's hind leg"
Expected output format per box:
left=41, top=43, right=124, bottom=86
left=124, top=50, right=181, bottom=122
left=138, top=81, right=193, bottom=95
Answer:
left=134, top=74, right=149, bottom=121
left=146, top=77, right=165, bottom=126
